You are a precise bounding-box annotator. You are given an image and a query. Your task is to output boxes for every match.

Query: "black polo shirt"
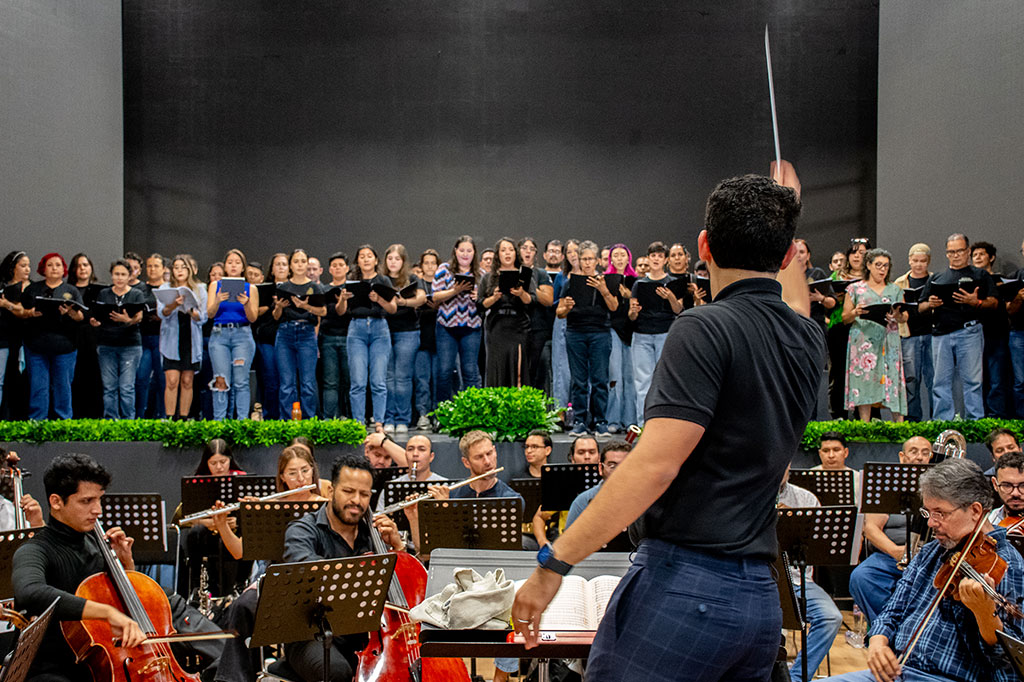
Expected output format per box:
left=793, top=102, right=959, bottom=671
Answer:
left=283, top=504, right=373, bottom=562
left=920, top=266, right=996, bottom=335
left=641, top=277, right=826, bottom=560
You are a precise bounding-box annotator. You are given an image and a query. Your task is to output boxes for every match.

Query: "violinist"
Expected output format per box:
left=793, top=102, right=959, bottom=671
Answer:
left=988, top=450, right=1024, bottom=527
left=12, top=454, right=148, bottom=682
left=280, top=453, right=403, bottom=682
left=821, top=458, right=1024, bottom=682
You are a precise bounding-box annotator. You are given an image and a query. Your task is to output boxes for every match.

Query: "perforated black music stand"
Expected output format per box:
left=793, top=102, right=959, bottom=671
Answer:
left=418, top=499, right=522, bottom=554
left=862, top=462, right=934, bottom=571
left=239, top=500, right=324, bottom=562
left=0, top=530, right=37, bottom=598
left=251, top=555, right=396, bottom=682
left=380, top=479, right=450, bottom=532
left=997, top=629, right=1024, bottom=681
left=0, top=597, right=57, bottom=682
left=371, top=466, right=408, bottom=510
left=776, top=506, right=859, bottom=682
left=540, top=464, right=600, bottom=511
left=510, top=478, right=542, bottom=517
left=180, top=475, right=277, bottom=516
left=102, top=493, right=167, bottom=564
left=786, top=469, right=857, bottom=506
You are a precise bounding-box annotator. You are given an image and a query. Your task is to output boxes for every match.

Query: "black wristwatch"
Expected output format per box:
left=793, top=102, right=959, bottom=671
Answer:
left=537, top=544, right=573, bottom=576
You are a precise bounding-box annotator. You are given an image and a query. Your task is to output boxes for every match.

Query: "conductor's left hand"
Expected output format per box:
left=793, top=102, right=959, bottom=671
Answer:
left=511, top=566, right=563, bottom=648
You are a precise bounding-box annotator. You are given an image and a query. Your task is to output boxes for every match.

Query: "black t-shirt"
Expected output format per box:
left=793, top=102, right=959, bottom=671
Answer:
left=806, top=266, right=829, bottom=328
left=631, top=274, right=678, bottom=334
left=0, top=282, right=27, bottom=349
left=319, top=283, right=350, bottom=336
left=21, top=281, right=84, bottom=355
left=276, top=280, right=325, bottom=323
left=527, top=268, right=554, bottom=333
left=904, top=275, right=933, bottom=337
left=386, top=274, right=424, bottom=333
left=348, top=274, right=392, bottom=318
left=921, top=266, right=996, bottom=335
left=1010, top=268, right=1024, bottom=332
left=135, top=282, right=161, bottom=337
left=93, top=286, right=146, bottom=347
left=559, top=277, right=611, bottom=333
left=481, top=271, right=534, bottom=334
left=641, top=278, right=826, bottom=560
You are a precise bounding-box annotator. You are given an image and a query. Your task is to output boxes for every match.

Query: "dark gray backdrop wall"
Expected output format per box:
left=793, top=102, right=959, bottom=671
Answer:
left=123, top=1, right=877, bottom=270
left=0, top=0, right=123, bottom=268
left=877, top=2, right=1024, bottom=276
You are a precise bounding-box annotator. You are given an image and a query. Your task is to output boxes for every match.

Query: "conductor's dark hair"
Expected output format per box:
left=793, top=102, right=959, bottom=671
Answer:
left=704, top=174, right=801, bottom=272
left=44, top=453, right=111, bottom=500
left=995, top=450, right=1024, bottom=476
left=819, top=431, right=847, bottom=448
left=330, top=452, right=374, bottom=484
left=985, top=427, right=1020, bottom=454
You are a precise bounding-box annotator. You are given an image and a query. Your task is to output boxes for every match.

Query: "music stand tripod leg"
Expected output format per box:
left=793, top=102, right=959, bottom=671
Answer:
left=799, top=563, right=808, bottom=682
left=312, top=604, right=333, bottom=682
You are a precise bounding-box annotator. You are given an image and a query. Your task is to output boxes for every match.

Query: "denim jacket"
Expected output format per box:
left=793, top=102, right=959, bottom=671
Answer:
left=157, top=284, right=208, bottom=363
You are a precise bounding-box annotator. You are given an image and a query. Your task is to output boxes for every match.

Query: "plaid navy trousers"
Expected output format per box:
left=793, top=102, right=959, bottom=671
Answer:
left=587, top=538, right=781, bottom=681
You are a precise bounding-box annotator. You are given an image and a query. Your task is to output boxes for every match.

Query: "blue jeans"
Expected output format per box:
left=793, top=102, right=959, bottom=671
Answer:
left=551, top=317, right=570, bottom=408
left=319, top=334, right=349, bottom=419
left=385, top=330, right=419, bottom=426
left=0, top=347, right=8, bottom=407
left=135, top=334, right=164, bottom=418
left=435, top=323, right=481, bottom=404
left=1009, top=330, right=1024, bottom=417
left=275, top=321, right=319, bottom=420
left=607, top=332, right=636, bottom=429
left=849, top=551, right=902, bottom=623
left=901, top=334, right=933, bottom=421
left=208, top=325, right=256, bottom=420
left=632, top=331, right=668, bottom=424
left=97, top=345, right=143, bottom=419
left=256, top=342, right=280, bottom=419
left=984, top=331, right=1013, bottom=417
left=821, top=669, right=950, bottom=682
left=790, top=580, right=844, bottom=682
left=931, top=323, right=984, bottom=420
left=588, top=539, right=780, bottom=681
left=414, top=348, right=437, bottom=417
left=348, top=317, right=391, bottom=423
left=566, top=329, right=611, bottom=429
left=25, top=348, right=76, bottom=419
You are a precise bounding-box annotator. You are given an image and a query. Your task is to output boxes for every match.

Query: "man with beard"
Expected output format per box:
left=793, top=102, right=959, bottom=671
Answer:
left=281, top=453, right=403, bottom=682
left=822, top=458, right=1024, bottom=682
left=989, top=450, right=1024, bottom=527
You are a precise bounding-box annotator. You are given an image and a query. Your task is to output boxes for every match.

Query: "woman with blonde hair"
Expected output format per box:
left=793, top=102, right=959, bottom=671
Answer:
left=159, top=254, right=207, bottom=419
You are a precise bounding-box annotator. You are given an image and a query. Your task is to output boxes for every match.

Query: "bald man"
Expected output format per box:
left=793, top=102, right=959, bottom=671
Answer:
left=848, top=436, right=932, bottom=621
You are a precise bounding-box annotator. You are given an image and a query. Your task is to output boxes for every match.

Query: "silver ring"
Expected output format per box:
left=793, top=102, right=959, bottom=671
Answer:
left=515, top=618, right=531, bottom=623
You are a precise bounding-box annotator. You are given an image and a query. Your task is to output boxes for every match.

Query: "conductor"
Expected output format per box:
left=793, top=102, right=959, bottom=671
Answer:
left=512, top=161, right=826, bottom=681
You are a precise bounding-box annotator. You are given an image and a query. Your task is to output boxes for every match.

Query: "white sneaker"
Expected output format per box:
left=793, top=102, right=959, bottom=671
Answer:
left=396, top=424, right=409, bottom=434
left=383, top=423, right=396, bottom=434
left=416, top=415, right=431, bottom=430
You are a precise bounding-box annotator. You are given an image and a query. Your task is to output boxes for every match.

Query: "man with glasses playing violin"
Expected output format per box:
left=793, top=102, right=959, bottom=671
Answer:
left=822, top=458, right=1024, bottom=682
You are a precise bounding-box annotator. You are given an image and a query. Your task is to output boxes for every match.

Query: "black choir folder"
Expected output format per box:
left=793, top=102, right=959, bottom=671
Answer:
left=567, top=274, right=597, bottom=306
left=89, top=302, right=148, bottom=322
left=30, top=296, right=88, bottom=313
left=218, top=277, right=248, bottom=298
left=513, top=574, right=620, bottom=630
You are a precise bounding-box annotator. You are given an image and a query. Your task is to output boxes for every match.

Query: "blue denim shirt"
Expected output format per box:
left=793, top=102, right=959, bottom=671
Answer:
left=157, top=284, right=207, bottom=363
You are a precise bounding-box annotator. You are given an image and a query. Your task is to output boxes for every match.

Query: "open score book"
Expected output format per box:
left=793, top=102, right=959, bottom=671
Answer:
left=514, top=575, right=621, bottom=630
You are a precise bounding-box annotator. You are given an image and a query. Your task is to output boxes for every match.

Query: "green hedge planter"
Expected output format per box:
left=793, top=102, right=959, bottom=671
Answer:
left=432, top=386, right=563, bottom=442
left=0, top=418, right=367, bottom=448
left=800, top=418, right=1024, bottom=450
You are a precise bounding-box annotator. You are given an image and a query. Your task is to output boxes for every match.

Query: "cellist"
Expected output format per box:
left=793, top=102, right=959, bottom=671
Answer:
left=821, top=458, right=1024, bottom=682
left=12, top=454, right=147, bottom=682
left=988, top=450, right=1024, bottom=528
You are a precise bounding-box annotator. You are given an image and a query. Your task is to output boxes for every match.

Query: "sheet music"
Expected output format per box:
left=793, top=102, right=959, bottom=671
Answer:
left=514, top=574, right=621, bottom=630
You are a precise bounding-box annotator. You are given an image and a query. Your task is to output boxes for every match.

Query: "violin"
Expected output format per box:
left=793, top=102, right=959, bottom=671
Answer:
left=61, top=522, right=203, bottom=682
left=932, top=532, right=1024, bottom=618
left=356, top=509, right=469, bottom=682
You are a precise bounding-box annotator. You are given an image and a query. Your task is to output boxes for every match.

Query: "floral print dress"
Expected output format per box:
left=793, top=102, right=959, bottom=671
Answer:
left=845, top=281, right=907, bottom=413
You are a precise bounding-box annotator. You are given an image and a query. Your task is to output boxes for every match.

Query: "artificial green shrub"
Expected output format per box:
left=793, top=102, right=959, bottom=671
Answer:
left=800, top=418, right=1024, bottom=450
left=432, top=386, right=562, bottom=441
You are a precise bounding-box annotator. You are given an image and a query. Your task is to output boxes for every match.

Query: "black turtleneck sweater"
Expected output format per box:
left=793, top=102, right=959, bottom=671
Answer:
left=13, top=517, right=106, bottom=680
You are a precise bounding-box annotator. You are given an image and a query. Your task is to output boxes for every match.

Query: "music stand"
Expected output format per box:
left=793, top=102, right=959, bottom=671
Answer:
left=540, top=464, right=600, bottom=511
left=239, top=500, right=324, bottom=563
left=381, top=479, right=450, bottom=533
left=510, top=478, right=542, bottom=516
left=776, top=505, right=859, bottom=682
left=0, top=530, right=37, bottom=598
left=371, top=466, right=408, bottom=510
left=102, top=493, right=167, bottom=564
left=786, top=469, right=856, bottom=506
left=418, top=499, right=522, bottom=555
left=0, top=597, right=58, bottom=682
left=251, top=555, right=396, bottom=682
left=180, top=475, right=276, bottom=516
left=997, top=630, right=1024, bottom=681
left=861, top=462, right=934, bottom=570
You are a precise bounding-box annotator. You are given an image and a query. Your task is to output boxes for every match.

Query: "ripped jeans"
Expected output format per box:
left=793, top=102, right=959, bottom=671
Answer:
left=208, top=324, right=256, bottom=420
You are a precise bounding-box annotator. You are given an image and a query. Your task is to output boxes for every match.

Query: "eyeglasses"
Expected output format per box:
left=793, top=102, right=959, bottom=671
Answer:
left=919, top=504, right=966, bottom=522
left=284, top=466, right=313, bottom=479
left=945, top=248, right=968, bottom=256
left=524, top=444, right=547, bottom=451
left=603, top=461, right=620, bottom=471
left=997, top=482, right=1024, bottom=494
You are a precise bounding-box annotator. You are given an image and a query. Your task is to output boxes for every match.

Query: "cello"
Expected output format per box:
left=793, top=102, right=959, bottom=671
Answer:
left=61, top=521, right=202, bottom=682
left=357, top=509, right=470, bottom=682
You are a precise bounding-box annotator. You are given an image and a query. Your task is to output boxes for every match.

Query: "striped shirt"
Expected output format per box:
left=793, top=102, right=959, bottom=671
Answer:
left=433, top=262, right=481, bottom=329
